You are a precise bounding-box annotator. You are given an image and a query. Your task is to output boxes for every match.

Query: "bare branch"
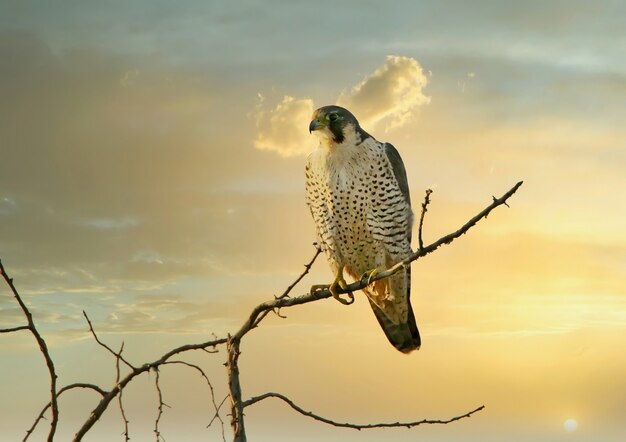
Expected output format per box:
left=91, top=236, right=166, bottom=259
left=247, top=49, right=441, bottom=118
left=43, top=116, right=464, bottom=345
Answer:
left=251, top=244, right=323, bottom=329
left=164, top=361, right=226, bottom=441
left=278, top=244, right=322, bottom=300
left=223, top=181, right=522, bottom=440
left=153, top=368, right=169, bottom=442
left=244, top=392, right=484, bottom=430
left=0, top=325, right=30, bottom=333
left=116, top=343, right=130, bottom=441
left=0, top=260, right=59, bottom=442
left=226, top=335, right=245, bottom=441
left=417, top=188, right=433, bottom=251
left=12, top=182, right=521, bottom=441
left=25, top=383, right=107, bottom=441
left=208, top=395, right=229, bottom=437
left=83, top=311, right=136, bottom=371
left=73, top=331, right=226, bottom=440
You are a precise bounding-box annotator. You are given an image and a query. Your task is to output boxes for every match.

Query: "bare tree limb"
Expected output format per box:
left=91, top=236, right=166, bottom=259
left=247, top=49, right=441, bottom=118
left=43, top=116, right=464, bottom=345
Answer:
left=153, top=368, right=169, bottom=441
left=0, top=260, right=59, bottom=442
left=0, top=325, right=31, bottom=333
left=5, top=181, right=522, bottom=442
left=83, top=311, right=136, bottom=371
left=208, top=395, right=230, bottom=438
left=251, top=245, right=322, bottom=329
left=224, top=181, right=522, bottom=441
left=417, top=188, right=433, bottom=251
left=244, top=392, right=485, bottom=430
left=164, top=361, right=226, bottom=441
left=24, top=383, right=107, bottom=441
left=115, top=343, right=130, bottom=441
left=72, top=329, right=226, bottom=440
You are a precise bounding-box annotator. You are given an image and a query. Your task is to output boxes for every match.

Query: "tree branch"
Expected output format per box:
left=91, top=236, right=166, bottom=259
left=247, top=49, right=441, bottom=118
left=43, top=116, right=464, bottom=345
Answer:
left=83, top=311, right=136, bottom=371
left=417, top=188, right=433, bottom=251
left=164, top=361, right=226, bottom=441
left=5, top=181, right=522, bottom=442
left=115, top=342, right=130, bottom=441
left=0, top=260, right=59, bottom=442
left=244, top=392, right=484, bottom=430
left=0, top=325, right=30, bottom=333
left=72, top=332, right=226, bottom=441
left=24, top=383, right=107, bottom=441
left=153, top=368, right=169, bottom=441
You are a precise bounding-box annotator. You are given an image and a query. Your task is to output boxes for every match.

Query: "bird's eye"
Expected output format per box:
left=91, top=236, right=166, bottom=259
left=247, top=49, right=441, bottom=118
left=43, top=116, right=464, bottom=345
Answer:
left=328, top=113, right=339, bottom=122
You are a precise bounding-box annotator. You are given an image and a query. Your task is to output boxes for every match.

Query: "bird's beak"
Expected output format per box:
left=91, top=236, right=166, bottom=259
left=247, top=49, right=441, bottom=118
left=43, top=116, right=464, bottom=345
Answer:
left=309, top=119, right=323, bottom=133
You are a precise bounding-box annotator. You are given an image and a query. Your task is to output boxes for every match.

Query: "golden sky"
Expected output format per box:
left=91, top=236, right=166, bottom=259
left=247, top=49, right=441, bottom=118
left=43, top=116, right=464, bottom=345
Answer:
left=1, top=1, right=625, bottom=441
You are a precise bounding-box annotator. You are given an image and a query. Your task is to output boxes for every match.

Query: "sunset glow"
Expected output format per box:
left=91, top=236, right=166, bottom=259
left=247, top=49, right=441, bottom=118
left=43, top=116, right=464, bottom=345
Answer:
left=1, top=2, right=625, bottom=441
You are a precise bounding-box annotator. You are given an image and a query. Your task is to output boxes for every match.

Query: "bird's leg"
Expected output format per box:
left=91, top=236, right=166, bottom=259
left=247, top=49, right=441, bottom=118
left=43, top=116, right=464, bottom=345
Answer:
left=329, top=268, right=354, bottom=305
left=310, top=268, right=354, bottom=305
left=359, top=268, right=379, bottom=287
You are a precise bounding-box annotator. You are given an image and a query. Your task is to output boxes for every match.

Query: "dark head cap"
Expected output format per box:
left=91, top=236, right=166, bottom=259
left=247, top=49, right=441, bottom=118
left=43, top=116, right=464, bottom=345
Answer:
left=309, top=105, right=362, bottom=144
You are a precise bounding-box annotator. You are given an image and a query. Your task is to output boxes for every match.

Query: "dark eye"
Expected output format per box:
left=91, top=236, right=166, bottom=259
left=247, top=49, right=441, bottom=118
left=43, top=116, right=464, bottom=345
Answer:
left=328, top=113, right=339, bottom=122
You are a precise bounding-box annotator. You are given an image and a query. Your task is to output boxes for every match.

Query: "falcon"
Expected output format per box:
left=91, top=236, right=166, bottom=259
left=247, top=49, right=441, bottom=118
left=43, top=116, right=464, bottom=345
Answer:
left=305, top=105, right=420, bottom=353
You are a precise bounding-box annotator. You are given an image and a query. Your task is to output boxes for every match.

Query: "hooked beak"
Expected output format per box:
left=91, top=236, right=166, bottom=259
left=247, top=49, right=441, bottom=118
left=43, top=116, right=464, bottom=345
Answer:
left=309, top=119, right=323, bottom=133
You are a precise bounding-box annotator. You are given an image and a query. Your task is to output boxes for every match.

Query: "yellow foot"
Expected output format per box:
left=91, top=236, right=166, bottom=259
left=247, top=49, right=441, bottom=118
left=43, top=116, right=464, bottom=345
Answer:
left=310, top=270, right=354, bottom=305
left=329, top=275, right=354, bottom=305
left=359, top=268, right=379, bottom=286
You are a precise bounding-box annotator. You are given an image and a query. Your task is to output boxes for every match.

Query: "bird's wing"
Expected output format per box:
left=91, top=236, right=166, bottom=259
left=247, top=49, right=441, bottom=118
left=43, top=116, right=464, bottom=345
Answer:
left=383, top=142, right=412, bottom=241
left=363, top=141, right=420, bottom=352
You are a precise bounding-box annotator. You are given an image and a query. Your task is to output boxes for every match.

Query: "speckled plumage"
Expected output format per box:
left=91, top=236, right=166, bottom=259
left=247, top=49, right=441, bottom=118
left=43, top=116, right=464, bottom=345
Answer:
left=305, top=106, right=421, bottom=353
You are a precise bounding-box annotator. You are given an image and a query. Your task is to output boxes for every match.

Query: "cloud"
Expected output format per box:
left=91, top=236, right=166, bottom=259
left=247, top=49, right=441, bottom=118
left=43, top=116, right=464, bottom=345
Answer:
left=253, top=55, right=430, bottom=156
left=253, top=95, right=314, bottom=157
left=337, top=55, right=431, bottom=130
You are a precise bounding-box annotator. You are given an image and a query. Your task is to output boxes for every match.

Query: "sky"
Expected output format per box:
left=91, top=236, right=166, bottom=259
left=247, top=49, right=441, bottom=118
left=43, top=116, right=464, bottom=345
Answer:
left=1, top=0, right=625, bottom=440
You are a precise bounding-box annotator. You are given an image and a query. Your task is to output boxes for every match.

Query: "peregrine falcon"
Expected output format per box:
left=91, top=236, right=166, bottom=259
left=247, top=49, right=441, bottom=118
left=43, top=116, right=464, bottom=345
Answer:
left=305, top=105, right=420, bottom=353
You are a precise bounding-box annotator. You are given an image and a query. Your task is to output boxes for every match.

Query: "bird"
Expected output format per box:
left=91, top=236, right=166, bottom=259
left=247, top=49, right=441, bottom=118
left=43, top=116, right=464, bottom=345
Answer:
left=305, top=105, right=420, bottom=353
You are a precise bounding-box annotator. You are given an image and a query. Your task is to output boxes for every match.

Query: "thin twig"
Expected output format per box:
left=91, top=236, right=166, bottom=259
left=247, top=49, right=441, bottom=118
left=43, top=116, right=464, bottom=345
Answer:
left=72, top=333, right=226, bottom=440
left=153, top=368, right=169, bottom=442
left=116, top=343, right=130, bottom=441
left=164, top=360, right=226, bottom=442
left=244, top=392, right=484, bottom=430
left=278, top=244, right=322, bottom=299
left=208, top=396, right=229, bottom=430
left=0, top=325, right=30, bottom=333
left=251, top=245, right=323, bottom=329
left=0, top=260, right=59, bottom=442
left=418, top=188, right=433, bottom=251
left=83, top=311, right=136, bottom=371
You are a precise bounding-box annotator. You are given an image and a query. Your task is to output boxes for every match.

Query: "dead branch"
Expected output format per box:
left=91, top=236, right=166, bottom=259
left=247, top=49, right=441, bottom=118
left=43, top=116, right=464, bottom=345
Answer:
left=3, top=181, right=523, bottom=442
left=116, top=343, right=130, bottom=441
left=223, top=181, right=522, bottom=441
left=418, top=188, right=433, bottom=251
left=164, top=361, right=226, bottom=441
left=24, top=383, right=107, bottom=442
left=0, top=325, right=31, bottom=333
left=0, top=259, right=60, bottom=442
left=83, top=311, right=136, bottom=371
left=153, top=368, right=169, bottom=441
left=244, top=392, right=485, bottom=430
left=72, top=323, right=226, bottom=441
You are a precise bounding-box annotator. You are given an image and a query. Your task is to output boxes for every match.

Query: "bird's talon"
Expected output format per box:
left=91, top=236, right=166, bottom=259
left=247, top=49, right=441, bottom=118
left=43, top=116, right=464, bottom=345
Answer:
left=359, top=269, right=379, bottom=286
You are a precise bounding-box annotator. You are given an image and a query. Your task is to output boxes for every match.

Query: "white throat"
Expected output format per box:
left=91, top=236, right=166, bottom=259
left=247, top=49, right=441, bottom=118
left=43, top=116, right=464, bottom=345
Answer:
left=313, top=123, right=361, bottom=150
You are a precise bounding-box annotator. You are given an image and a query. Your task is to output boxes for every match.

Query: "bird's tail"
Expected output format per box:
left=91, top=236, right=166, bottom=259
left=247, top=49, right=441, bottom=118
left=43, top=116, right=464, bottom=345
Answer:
left=366, top=267, right=420, bottom=353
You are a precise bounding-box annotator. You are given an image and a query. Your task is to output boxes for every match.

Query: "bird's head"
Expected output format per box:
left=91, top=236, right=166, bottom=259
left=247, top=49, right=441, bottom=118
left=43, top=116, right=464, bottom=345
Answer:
left=309, top=105, right=362, bottom=145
